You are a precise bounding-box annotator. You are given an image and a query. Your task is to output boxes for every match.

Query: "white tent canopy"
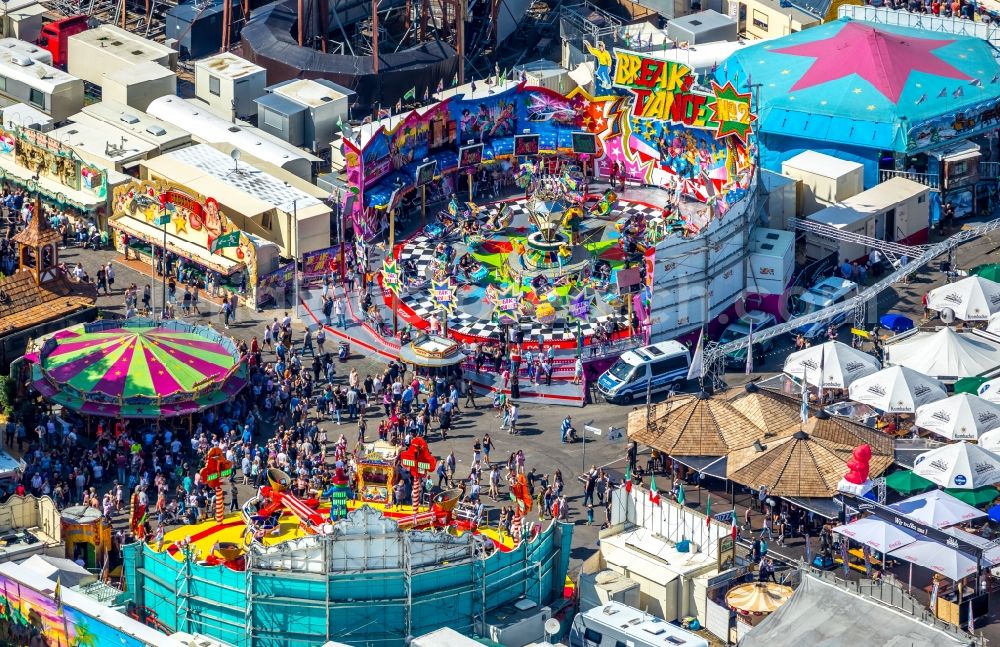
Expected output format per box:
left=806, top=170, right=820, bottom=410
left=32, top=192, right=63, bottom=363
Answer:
left=913, top=441, right=1000, bottom=489
left=914, top=393, right=1000, bottom=440
left=926, top=275, right=1000, bottom=321
left=783, top=341, right=881, bottom=389
left=889, top=538, right=979, bottom=581
left=888, top=490, right=986, bottom=528
left=848, top=366, right=947, bottom=413
left=832, top=517, right=919, bottom=553
left=884, top=327, right=1000, bottom=379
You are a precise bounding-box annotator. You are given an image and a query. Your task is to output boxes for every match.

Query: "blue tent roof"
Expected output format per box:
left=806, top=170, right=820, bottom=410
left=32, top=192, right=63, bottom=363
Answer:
left=718, top=18, right=1000, bottom=152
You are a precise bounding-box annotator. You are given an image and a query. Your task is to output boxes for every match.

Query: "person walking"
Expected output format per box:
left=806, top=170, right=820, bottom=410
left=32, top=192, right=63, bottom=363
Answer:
left=464, top=377, right=477, bottom=409
left=302, top=327, right=314, bottom=356
left=335, top=296, right=347, bottom=329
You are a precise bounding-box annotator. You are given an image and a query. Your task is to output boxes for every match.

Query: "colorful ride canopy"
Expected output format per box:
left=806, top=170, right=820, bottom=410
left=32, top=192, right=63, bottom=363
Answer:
left=719, top=18, right=1000, bottom=154
left=27, top=318, right=248, bottom=418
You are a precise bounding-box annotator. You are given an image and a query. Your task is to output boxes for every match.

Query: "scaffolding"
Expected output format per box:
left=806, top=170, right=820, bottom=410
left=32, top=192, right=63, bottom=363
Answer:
left=558, top=2, right=621, bottom=70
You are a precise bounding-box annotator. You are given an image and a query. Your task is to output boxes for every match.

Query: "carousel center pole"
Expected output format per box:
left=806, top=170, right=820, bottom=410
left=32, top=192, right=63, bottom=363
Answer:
left=215, top=484, right=225, bottom=523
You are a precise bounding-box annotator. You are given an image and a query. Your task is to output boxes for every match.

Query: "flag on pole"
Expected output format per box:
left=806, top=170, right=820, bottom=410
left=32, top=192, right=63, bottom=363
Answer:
left=624, top=464, right=632, bottom=493
left=731, top=508, right=738, bottom=540
left=520, top=68, right=527, bottom=83
left=499, top=68, right=508, bottom=85
left=54, top=575, right=62, bottom=613
left=817, top=348, right=825, bottom=403
left=210, top=231, right=240, bottom=253
left=800, top=367, right=810, bottom=423
left=705, top=494, right=711, bottom=527
left=423, top=86, right=429, bottom=102
left=395, top=98, right=402, bottom=113
left=676, top=481, right=684, bottom=506
left=745, top=321, right=754, bottom=375
left=687, top=329, right=704, bottom=381
left=969, top=598, right=975, bottom=634
left=452, top=74, right=459, bottom=87
left=437, top=78, right=444, bottom=92
left=841, top=537, right=850, bottom=576
left=805, top=532, right=812, bottom=564
left=471, top=80, right=478, bottom=93
left=649, top=475, right=661, bottom=505
left=403, top=86, right=416, bottom=101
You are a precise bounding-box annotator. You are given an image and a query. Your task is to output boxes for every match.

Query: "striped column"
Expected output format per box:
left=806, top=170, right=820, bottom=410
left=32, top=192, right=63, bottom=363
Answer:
left=215, top=486, right=225, bottom=522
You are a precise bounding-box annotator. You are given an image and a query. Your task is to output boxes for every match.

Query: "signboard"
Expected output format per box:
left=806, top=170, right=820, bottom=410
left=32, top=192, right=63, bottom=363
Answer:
left=612, top=48, right=755, bottom=141
left=416, top=160, right=438, bottom=186
left=458, top=143, right=484, bottom=168
left=199, top=447, right=233, bottom=488
left=907, top=95, right=1000, bottom=152
left=514, top=134, right=540, bottom=156
left=571, top=131, right=598, bottom=155
left=718, top=534, right=737, bottom=571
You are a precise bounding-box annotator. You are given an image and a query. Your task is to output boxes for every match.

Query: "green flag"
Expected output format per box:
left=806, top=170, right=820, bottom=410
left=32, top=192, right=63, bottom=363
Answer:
left=499, top=68, right=508, bottom=85
left=210, top=231, right=240, bottom=253
left=403, top=86, right=416, bottom=101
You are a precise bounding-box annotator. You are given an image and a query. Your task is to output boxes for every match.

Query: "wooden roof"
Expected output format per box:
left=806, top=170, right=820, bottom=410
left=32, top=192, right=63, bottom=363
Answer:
left=0, top=269, right=97, bottom=336
left=724, top=384, right=804, bottom=436
left=629, top=391, right=767, bottom=457
left=12, top=203, right=62, bottom=248
left=726, top=416, right=894, bottom=498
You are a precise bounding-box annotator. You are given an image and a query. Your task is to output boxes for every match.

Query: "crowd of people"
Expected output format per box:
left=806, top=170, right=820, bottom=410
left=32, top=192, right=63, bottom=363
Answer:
left=871, top=0, right=1000, bottom=21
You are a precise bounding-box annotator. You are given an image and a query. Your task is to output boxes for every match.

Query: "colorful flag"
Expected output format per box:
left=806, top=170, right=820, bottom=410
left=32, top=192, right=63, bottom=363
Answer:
left=210, top=230, right=240, bottom=253
left=841, top=537, right=850, bottom=576
left=649, top=475, right=661, bottom=505
left=395, top=99, right=402, bottom=113
left=800, top=367, right=810, bottom=423
left=705, top=494, right=711, bottom=527
left=437, top=78, right=444, bottom=93
left=731, top=508, right=738, bottom=540
left=403, top=86, right=416, bottom=101
left=745, top=321, right=754, bottom=375
left=817, top=349, right=825, bottom=402
left=969, top=598, right=975, bottom=634
left=520, top=68, right=527, bottom=83
left=423, top=86, right=429, bottom=102
left=452, top=74, right=458, bottom=87
left=499, top=68, right=508, bottom=85
left=624, top=464, right=632, bottom=493
left=676, top=481, right=684, bottom=506
left=471, top=80, right=477, bottom=93
left=687, top=329, right=704, bottom=381
left=929, top=579, right=940, bottom=613
left=54, top=575, right=62, bottom=613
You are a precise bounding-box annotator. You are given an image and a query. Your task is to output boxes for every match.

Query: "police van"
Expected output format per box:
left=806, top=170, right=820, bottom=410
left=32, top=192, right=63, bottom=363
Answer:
left=596, top=341, right=691, bottom=404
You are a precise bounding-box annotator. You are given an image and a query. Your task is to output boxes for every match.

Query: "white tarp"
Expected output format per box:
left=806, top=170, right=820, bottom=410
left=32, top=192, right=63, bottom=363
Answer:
left=832, top=517, right=919, bottom=553
left=783, top=341, right=881, bottom=389
left=885, top=327, right=1000, bottom=378
left=848, top=366, right=946, bottom=413
left=914, top=393, right=1000, bottom=440
left=912, top=441, right=1000, bottom=489
left=889, top=489, right=987, bottom=528
left=926, top=276, right=1000, bottom=321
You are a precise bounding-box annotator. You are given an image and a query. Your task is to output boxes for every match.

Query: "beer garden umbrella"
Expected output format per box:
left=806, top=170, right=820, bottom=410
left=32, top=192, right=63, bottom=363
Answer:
left=848, top=366, right=947, bottom=413
left=926, top=275, right=1000, bottom=321
left=889, top=490, right=986, bottom=528
left=914, top=393, right=1000, bottom=441
left=884, top=470, right=934, bottom=495
left=783, top=341, right=881, bottom=389
left=912, top=441, right=1000, bottom=489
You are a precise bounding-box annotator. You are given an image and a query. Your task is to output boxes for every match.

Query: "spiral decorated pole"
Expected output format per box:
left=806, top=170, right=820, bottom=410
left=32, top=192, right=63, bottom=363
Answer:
left=412, top=477, right=423, bottom=511
left=511, top=508, right=524, bottom=546
left=215, top=485, right=225, bottom=523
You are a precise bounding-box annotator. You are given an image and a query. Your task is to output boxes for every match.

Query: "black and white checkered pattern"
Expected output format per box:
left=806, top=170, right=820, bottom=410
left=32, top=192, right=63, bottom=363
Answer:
left=394, top=198, right=654, bottom=340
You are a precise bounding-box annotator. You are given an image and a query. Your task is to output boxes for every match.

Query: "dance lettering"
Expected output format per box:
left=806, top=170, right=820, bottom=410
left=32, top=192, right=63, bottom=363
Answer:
left=613, top=50, right=718, bottom=129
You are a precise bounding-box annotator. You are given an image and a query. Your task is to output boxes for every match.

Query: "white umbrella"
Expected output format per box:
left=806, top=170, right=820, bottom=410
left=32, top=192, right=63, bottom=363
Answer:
left=977, top=377, right=1000, bottom=405
left=783, top=341, right=881, bottom=389
left=847, top=366, right=947, bottom=413
left=832, top=517, right=919, bottom=553
left=889, top=489, right=986, bottom=528
left=987, top=311, right=1000, bottom=334
left=978, top=428, right=1000, bottom=453
left=914, top=393, right=1000, bottom=440
left=889, top=538, right=979, bottom=580
left=927, top=275, right=1000, bottom=321
left=912, top=441, right=1000, bottom=489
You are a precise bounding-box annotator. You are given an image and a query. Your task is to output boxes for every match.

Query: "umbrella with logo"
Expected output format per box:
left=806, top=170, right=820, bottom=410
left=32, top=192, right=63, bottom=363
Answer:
left=975, top=376, right=1000, bottom=405
left=783, top=341, right=881, bottom=389
left=884, top=469, right=935, bottom=495
left=914, top=393, right=1000, bottom=441
left=954, top=376, right=990, bottom=395
left=832, top=517, right=920, bottom=553
left=926, top=275, right=1000, bottom=321
left=848, top=366, right=947, bottom=413
left=978, top=428, right=1000, bottom=453
left=912, top=441, right=1000, bottom=489
left=889, top=489, right=987, bottom=528
left=972, top=263, right=1000, bottom=284
left=889, top=538, right=980, bottom=581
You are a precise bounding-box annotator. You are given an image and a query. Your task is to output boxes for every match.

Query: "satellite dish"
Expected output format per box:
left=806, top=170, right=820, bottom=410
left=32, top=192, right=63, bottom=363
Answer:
left=230, top=149, right=241, bottom=161
left=940, top=307, right=955, bottom=324
left=544, top=618, right=561, bottom=637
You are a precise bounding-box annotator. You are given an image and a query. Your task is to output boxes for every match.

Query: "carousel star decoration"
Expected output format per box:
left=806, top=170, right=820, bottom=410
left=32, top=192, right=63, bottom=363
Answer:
left=709, top=81, right=757, bottom=142
left=431, top=278, right=456, bottom=313
left=381, top=257, right=401, bottom=295
left=173, top=213, right=187, bottom=233
left=771, top=21, right=970, bottom=104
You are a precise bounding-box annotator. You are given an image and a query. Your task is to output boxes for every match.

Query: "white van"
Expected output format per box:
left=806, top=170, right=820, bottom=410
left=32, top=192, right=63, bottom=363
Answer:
left=596, top=341, right=690, bottom=404
left=793, top=276, right=858, bottom=340
left=570, top=601, right=709, bottom=647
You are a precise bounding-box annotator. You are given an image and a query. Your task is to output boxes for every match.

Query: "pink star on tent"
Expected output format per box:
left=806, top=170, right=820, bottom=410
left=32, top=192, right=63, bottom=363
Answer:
left=772, top=21, right=970, bottom=104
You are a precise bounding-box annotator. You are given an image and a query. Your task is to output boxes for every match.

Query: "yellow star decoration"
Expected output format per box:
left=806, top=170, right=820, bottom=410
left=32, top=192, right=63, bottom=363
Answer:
left=853, top=88, right=863, bottom=94
left=174, top=213, right=187, bottom=234
left=867, top=105, right=876, bottom=111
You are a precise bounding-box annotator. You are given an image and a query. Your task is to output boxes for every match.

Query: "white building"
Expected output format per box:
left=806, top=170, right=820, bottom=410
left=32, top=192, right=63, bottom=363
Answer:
left=0, top=36, right=50, bottom=65
left=49, top=118, right=159, bottom=173
left=194, top=52, right=266, bottom=120
left=146, top=95, right=317, bottom=180
left=78, top=100, right=191, bottom=156
left=0, top=51, right=82, bottom=121
left=101, top=60, right=177, bottom=112
left=67, top=24, right=176, bottom=87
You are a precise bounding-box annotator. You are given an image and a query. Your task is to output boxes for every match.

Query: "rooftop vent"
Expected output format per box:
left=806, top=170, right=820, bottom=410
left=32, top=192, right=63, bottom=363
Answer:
left=120, top=113, right=140, bottom=124
left=145, top=125, right=166, bottom=136
left=10, top=55, right=32, bottom=66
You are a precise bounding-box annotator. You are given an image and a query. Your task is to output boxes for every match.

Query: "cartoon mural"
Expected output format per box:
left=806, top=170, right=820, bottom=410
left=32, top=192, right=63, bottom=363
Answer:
left=341, top=49, right=756, bottom=234
left=0, top=573, right=148, bottom=647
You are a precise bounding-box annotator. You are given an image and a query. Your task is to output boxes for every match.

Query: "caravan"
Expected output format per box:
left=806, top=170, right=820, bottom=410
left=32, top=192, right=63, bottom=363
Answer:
left=596, top=341, right=691, bottom=404
left=570, top=602, right=709, bottom=647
